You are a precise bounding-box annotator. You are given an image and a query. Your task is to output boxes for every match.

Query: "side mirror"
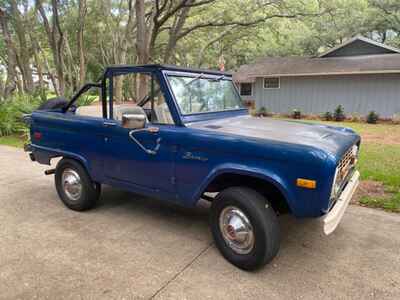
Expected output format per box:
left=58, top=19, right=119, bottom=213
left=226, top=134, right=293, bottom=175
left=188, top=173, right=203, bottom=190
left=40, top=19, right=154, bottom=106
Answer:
left=122, top=114, right=146, bottom=129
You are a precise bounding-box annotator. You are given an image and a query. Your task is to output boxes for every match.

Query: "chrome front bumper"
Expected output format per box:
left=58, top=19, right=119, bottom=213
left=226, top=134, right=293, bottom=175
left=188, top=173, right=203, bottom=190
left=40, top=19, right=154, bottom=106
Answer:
left=322, top=170, right=360, bottom=235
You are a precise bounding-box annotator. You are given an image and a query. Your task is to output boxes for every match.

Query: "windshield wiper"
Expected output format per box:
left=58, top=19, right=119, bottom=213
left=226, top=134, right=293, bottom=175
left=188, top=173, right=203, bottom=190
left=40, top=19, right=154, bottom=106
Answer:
left=184, top=73, right=226, bottom=87
left=212, top=75, right=225, bottom=81
left=184, top=73, right=205, bottom=86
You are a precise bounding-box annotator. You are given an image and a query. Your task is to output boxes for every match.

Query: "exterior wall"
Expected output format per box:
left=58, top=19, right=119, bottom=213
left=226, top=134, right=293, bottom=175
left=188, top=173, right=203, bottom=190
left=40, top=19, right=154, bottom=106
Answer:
left=254, top=74, right=400, bottom=118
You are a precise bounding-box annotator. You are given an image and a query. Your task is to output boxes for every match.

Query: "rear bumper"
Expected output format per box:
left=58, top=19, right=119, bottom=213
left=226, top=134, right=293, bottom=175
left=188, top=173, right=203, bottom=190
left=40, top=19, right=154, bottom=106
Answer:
left=24, top=144, right=36, bottom=161
left=321, top=170, right=360, bottom=235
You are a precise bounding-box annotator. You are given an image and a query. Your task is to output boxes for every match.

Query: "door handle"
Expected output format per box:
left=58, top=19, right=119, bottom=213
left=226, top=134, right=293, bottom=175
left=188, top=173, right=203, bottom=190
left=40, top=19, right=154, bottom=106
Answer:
left=103, top=121, right=117, bottom=127
left=128, top=128, right=162, bottom=155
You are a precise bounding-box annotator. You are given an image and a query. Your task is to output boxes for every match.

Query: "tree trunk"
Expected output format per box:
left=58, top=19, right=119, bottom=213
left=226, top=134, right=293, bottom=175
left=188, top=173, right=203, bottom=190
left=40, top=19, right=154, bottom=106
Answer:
left=113, top=0, right=135, bottom=102
left=42, top=51, right=58, bottom=94
left=36, top=0, right=64, bottom=96
left=0, top=9, right=17, bottom=98
left=10, top=0, right=34, bottom=93
left=163, top=3, right=193, bottom=63
left=52, top=0, right=66, bottom=96
left=64, top=33, right=78, bottom=90
left=31, top=38, right=44, bottom=90
left=77, top=0, right=87, bottom=86
left=135, top=0, right=150, bottom=100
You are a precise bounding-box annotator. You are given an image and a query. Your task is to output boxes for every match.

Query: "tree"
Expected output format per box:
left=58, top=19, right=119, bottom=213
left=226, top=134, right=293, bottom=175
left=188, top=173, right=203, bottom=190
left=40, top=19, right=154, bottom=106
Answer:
left=0, top=0, right=398, bottom=101
left=36, top=0, right=65, bottom=95
left=77, top=0, right=87, bottom=86
left=0, top=8, right=17, bottom=97
left=9, top=0, right=34, bottom=93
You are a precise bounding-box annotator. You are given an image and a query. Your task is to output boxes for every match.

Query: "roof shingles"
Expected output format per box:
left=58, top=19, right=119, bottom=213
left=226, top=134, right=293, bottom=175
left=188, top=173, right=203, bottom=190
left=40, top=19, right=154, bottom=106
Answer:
left=233, top=54, right=400, bottom=82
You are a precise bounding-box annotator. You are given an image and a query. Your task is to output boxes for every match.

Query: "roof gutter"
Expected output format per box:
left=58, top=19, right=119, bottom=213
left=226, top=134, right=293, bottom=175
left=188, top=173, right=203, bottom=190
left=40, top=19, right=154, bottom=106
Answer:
left=246, top=70, right=400, bottom=78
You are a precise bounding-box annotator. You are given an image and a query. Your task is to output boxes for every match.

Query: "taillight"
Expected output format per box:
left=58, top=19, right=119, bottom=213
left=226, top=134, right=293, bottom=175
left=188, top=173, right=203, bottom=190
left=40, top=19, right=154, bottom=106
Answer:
left=33, top=132, right=42, bottom=140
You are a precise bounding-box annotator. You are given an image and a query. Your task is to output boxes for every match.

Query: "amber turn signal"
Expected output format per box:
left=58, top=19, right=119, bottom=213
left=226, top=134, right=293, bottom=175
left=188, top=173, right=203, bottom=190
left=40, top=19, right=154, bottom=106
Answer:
left=296, top=178, right=317, bottom=189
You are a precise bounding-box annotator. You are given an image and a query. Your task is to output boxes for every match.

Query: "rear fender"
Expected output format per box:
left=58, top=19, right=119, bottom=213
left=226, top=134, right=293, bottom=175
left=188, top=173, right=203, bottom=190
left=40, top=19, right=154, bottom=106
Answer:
left=31, top=144, right=90, bottom=173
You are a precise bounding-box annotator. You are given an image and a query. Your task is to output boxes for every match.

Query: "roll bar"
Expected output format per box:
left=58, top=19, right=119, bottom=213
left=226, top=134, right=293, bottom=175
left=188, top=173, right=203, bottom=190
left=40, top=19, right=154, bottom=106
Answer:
left=62, top=82, right=102, bottom=113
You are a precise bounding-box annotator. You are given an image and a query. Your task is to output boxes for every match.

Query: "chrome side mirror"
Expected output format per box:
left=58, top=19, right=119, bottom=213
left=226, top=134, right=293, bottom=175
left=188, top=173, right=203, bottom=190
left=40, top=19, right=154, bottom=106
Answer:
left=122, top=114, right=146, bottom=129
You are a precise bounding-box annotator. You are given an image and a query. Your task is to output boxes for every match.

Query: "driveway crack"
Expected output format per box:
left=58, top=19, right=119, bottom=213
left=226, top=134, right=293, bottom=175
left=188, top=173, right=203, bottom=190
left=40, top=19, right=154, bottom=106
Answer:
left=149, top=242, right=213, bottom=299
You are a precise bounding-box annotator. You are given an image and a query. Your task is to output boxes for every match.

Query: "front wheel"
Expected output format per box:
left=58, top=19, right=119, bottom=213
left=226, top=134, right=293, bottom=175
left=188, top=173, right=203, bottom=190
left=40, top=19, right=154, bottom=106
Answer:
left=210, top=187, right=280, bottom=270
left=55, top=158, right=100, bottom=211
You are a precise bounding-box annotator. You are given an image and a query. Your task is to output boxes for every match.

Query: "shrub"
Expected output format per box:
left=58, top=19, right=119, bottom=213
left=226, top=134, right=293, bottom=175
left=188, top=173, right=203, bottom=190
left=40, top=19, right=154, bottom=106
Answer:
left=366, top=111, right=379, bottom=124
left=323, top=111, right=332, bottom=121
left=77, top=94, right=98, bottom=107
left=333, top=105, right=345, bottom=122
left=0, top=94, right=44, bottom=137
left=291, top=109, right=301, bottom=119
left=255, top=106, right=272, bottom=117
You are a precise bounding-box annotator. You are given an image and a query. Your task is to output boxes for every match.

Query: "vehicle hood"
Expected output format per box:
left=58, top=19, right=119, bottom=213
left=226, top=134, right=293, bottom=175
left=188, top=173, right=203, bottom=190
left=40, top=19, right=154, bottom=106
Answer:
left=188, top=115, right=360, bottom=158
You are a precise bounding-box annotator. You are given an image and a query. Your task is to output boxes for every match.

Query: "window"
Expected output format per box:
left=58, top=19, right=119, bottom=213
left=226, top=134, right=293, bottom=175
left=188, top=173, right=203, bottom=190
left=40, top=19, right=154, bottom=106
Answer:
left=75, top=89, right=103, bottom=118
left=264, top=77, right=280, bottom=89
left=167, top=75, right=244, bottom=115
left=112, top=73, right=174, bottom=125
left=240, top=83, right=252, bottom=96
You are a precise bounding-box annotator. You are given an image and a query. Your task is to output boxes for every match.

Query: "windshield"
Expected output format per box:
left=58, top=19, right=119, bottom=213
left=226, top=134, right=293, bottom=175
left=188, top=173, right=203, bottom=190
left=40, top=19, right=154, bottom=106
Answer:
left=167, top=74, right=244, bottom=115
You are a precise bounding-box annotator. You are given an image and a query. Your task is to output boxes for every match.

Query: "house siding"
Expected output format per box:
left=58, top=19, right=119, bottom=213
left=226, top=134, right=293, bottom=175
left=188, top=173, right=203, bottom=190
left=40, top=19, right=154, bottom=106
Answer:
left=254, top=74, right=400, bottom=117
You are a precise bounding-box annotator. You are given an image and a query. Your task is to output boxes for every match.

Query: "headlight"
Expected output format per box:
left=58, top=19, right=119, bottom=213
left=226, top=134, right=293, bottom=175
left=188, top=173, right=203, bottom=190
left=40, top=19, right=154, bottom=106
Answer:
left=330, top=167, right=341, bottom=199
left=352, top=145, right=359, bottom=156
left=331, top=145, right=358, bottom=199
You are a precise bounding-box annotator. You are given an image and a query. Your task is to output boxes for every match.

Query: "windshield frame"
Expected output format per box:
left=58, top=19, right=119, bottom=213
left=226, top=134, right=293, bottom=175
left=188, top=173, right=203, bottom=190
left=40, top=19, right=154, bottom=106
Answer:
left=162, top=70, right=247, bottom=119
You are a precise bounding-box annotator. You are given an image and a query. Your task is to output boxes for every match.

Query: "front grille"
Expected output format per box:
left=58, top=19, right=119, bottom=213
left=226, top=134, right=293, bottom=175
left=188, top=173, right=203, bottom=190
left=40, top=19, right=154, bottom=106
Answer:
left=337, top=146, right=357, bottom=183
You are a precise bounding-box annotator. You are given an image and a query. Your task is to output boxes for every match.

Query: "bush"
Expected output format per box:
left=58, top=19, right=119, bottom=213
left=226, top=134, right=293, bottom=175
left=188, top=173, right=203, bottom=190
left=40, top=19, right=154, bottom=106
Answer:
left=77, top=94, right=98, bottom=107
left=0, top=94, right=45, bottom=137
left=333, top=105, right=345, bottom=122
left=291, top=109, right=301, bottom=119
left=366, top=111, right=379, bottom=124
left=255, top=106, right=271, bottom=117
left=323, top=111, right=332, bottom=121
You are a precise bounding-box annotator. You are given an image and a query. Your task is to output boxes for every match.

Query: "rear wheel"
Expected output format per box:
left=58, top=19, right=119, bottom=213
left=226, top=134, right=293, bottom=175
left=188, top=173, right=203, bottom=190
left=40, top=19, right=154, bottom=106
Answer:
left=55, top=158, right=100, bottom=211
left=210, top=187, right=280, bottom=270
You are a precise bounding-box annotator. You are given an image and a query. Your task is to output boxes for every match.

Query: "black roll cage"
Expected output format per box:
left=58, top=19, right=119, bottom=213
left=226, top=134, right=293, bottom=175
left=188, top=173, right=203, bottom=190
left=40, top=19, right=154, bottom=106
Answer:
left=62, top=70, right=158, bottom=121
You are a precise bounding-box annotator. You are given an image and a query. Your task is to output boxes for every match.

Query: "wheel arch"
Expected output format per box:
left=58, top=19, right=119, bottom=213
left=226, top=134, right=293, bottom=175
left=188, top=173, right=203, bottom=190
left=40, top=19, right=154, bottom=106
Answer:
left=193, top=165, right=295, bottom=214
left=32, top=145, right=92, bottom=176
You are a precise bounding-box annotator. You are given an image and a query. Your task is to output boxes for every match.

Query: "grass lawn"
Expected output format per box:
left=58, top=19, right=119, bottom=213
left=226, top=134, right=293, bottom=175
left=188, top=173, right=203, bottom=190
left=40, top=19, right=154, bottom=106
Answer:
left=296, top=121, right=400, bottom=213
left=1, top=120, right=399, bottom=212
left=0, top=135, right=25, bottom=148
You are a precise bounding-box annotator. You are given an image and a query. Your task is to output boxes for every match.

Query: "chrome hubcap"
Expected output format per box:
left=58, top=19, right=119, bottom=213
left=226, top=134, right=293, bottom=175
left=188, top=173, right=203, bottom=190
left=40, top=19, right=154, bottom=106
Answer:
left=62, top=169, right=82, bottom=201
left=219, top=206, right=254, bottom=254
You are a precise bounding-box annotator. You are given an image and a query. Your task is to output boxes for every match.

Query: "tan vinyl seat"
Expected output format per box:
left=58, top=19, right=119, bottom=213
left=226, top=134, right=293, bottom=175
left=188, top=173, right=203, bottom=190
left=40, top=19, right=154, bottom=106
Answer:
left=154, top=103, right=174, bottom=124
left=75, top=105, right=103, bottom=118
left=114, top=105, right=148, bottom=122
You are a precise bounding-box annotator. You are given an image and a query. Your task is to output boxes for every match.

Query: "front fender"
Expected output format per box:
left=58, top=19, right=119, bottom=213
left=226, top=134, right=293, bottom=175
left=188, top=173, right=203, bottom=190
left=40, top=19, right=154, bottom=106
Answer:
left=191, top=163, right=296, bottom=210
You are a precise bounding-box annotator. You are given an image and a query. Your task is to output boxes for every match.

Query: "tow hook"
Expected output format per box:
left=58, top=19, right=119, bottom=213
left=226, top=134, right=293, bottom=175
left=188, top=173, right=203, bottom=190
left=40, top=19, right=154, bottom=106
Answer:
left=44, top=169, right=56, bottom=175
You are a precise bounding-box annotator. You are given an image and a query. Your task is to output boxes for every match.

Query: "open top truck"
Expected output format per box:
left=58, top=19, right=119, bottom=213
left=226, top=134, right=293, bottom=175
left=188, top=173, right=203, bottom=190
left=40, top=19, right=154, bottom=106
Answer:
left=24, top=64, right=360, bottom=270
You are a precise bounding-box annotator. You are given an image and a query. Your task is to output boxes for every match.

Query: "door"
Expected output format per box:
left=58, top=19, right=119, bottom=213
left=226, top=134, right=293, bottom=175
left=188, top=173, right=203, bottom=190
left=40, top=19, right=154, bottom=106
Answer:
left=102, top=71, right=177, bottom=194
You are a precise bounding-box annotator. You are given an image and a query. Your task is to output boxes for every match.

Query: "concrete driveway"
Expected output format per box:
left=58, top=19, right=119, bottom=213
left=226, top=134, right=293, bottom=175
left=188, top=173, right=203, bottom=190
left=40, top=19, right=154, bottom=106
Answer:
left=0, top=145, right=399, bottom=299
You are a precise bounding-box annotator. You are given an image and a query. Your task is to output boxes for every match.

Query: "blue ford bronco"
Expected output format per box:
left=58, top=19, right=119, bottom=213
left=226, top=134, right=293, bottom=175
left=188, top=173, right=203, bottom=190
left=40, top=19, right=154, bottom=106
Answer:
left=25, top=64, right=360, bottom=270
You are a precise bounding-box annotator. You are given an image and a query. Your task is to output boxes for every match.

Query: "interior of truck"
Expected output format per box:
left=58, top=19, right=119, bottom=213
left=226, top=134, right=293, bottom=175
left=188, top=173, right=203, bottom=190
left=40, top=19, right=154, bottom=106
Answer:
left=74, top=71, right=174, bottom=125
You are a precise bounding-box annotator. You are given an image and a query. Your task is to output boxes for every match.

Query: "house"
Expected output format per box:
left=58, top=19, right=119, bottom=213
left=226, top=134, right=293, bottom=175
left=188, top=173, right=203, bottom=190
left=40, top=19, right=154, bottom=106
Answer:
left=233, top=36, right=400, bottom=118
